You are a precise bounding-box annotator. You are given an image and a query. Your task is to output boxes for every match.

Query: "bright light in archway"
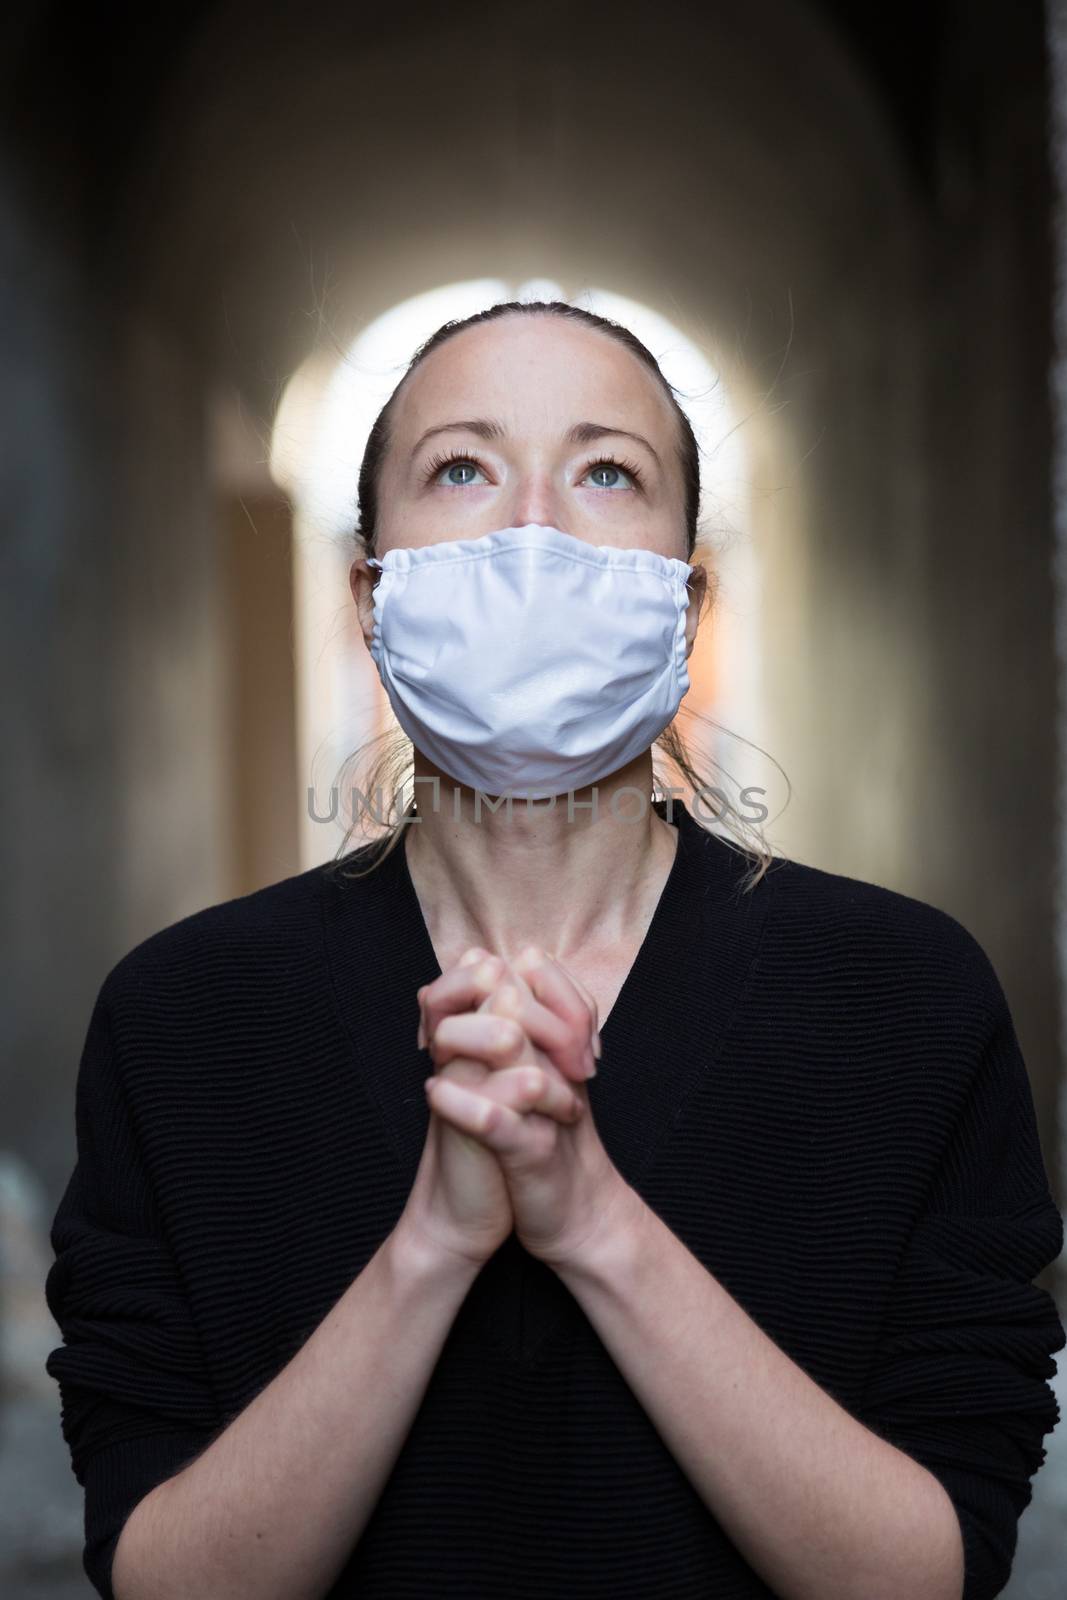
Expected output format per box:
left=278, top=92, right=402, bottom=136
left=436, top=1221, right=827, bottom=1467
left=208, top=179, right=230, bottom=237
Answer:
left=272, top=279, right=761, bottom=867
left=272, top=277, right=747, bottom=552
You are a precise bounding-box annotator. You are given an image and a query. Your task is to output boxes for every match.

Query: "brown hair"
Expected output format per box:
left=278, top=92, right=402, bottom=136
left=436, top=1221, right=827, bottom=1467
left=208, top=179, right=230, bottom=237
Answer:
left=328, top=298, right=783, bottom=891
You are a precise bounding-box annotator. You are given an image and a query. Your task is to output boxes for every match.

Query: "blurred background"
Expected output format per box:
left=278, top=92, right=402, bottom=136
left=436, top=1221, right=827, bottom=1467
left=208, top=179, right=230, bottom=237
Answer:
left=3, top=0, right=1067, bottom=1592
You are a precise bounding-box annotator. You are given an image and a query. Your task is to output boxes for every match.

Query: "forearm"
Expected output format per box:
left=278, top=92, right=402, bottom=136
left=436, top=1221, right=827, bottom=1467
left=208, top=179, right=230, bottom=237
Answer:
left=554, top=1194, right=964, bottom=1600
left=112, top=1223, right=480, bottom=1600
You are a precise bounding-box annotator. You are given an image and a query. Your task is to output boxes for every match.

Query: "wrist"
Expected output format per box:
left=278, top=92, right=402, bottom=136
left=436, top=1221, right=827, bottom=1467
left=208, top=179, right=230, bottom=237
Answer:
left=387, top=1212, right=490, bottom=1289
left=549, top=1178, right=651, bottom=1288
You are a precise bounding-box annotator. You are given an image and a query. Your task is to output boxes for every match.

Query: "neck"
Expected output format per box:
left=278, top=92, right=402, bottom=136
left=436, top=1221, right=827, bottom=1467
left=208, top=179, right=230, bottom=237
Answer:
left=402, top=752, right=680, bottom=968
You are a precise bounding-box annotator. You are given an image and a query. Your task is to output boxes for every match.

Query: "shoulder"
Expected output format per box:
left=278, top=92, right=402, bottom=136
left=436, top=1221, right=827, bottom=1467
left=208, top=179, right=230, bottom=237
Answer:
left=754, top=844, right=1009, bottom=1033
left=98, top=860, right=336, bottom=1025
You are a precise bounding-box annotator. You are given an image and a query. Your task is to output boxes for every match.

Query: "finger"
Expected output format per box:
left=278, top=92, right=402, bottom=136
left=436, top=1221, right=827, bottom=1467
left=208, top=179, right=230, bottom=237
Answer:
left=478, top=979, right=595, bottom=1084
left=418, top=955, right=507, bottom=1047
left=430, top=1058, right=583, bottom=1126
left=493, top=1061, right=585, bottom=1125
left=423, top=1075, right=533, bottom=1155
left=426, top=1051, right=584, bottom=1128
left=432, top=1053, right=493, bottom=1091
left=545, top=954, right=603, bottom=1057
left=511, top=946, right=600, bottom=1066
left=428, top=1010, right=527, bottom=1071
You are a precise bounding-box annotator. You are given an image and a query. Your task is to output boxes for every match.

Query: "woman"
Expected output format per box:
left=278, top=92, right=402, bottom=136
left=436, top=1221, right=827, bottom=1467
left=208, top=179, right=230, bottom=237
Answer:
left=46, top=300, right=1064, bottom=1600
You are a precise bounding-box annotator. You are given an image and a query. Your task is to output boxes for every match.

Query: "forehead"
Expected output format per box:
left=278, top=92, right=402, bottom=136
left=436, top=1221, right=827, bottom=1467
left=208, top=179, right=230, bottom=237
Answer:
left=392, top=314, right=676, bottom=442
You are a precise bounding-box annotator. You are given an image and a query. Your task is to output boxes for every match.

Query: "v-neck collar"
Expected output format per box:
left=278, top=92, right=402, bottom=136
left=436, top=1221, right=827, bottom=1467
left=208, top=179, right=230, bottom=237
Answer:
left=318, top=798, right=775, bottom=1201
left=319, top=800, right=775, bottom=1361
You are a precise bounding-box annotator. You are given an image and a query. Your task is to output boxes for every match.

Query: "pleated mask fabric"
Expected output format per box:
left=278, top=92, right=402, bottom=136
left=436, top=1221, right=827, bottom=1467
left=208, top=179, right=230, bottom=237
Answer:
left=366, top=523, right=694, bottom=800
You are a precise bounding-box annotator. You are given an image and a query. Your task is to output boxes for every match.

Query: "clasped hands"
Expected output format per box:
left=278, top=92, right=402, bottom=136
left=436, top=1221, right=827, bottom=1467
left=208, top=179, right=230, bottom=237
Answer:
left=416, top=945, right=638, bottom=1271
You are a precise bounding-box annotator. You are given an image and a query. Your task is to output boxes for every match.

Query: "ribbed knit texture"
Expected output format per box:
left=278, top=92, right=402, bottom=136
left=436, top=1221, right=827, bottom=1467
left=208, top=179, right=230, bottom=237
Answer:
left=45, top=799, right=1065, bottom=1600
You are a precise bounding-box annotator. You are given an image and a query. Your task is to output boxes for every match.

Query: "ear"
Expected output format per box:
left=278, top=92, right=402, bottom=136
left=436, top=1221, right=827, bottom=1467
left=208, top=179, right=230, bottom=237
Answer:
left=350, top=558, right=379, bottom=651
left=683, top=564, right=709, bottom=658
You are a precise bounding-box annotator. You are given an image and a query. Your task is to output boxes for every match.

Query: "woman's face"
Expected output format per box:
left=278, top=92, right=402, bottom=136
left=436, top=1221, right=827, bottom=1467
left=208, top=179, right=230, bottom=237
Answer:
left=350, top=312, right=707, bottom=644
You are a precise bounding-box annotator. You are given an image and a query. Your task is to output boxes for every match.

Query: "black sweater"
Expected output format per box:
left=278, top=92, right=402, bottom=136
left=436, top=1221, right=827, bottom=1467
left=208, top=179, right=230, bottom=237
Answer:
left=45, top=799, right=1065, bottom=1600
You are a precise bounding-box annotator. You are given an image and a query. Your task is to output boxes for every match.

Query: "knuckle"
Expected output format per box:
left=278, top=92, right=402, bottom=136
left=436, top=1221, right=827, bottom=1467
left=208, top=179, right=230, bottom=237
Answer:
left=533, top=1122, right=557, bottom=1156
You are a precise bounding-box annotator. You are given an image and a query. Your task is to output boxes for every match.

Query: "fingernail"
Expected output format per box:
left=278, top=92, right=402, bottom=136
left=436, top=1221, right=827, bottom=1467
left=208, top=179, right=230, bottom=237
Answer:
left=584, top=1048, right=598, bottom=1079
left=459, top=947, right=489, bottom=967
left=417, top=1019, right=426, bottom=1049
left=593, top=1030, right=603, bottom=1059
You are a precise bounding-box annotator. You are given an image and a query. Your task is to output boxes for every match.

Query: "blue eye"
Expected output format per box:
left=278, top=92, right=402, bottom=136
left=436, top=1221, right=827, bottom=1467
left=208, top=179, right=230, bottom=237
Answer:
left=421, top=447, right=644, bottom=491
left=584, top=459, right=638, bottom=490
left=426, top=455, right=486, bottom=487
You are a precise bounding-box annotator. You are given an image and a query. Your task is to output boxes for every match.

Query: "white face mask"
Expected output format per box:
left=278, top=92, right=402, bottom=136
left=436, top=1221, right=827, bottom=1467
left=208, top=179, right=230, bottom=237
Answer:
left=366, top=523, right=694, bottom=801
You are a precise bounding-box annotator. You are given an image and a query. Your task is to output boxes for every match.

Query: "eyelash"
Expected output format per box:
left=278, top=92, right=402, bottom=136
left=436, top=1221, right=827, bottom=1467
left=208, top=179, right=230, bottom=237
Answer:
left=421, top=446, right=645, bottom=489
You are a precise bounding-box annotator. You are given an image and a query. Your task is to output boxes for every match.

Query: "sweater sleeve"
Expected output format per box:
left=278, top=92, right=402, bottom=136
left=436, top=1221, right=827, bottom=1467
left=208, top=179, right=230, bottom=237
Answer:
left=44, top=978, right=223, bottom=1600
left=852, top=959, right=1065, bottom=1600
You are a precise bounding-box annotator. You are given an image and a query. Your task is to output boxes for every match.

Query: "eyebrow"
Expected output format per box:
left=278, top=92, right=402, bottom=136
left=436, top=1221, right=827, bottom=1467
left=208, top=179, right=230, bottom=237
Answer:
left=410, top=418, right=662, bottom=467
